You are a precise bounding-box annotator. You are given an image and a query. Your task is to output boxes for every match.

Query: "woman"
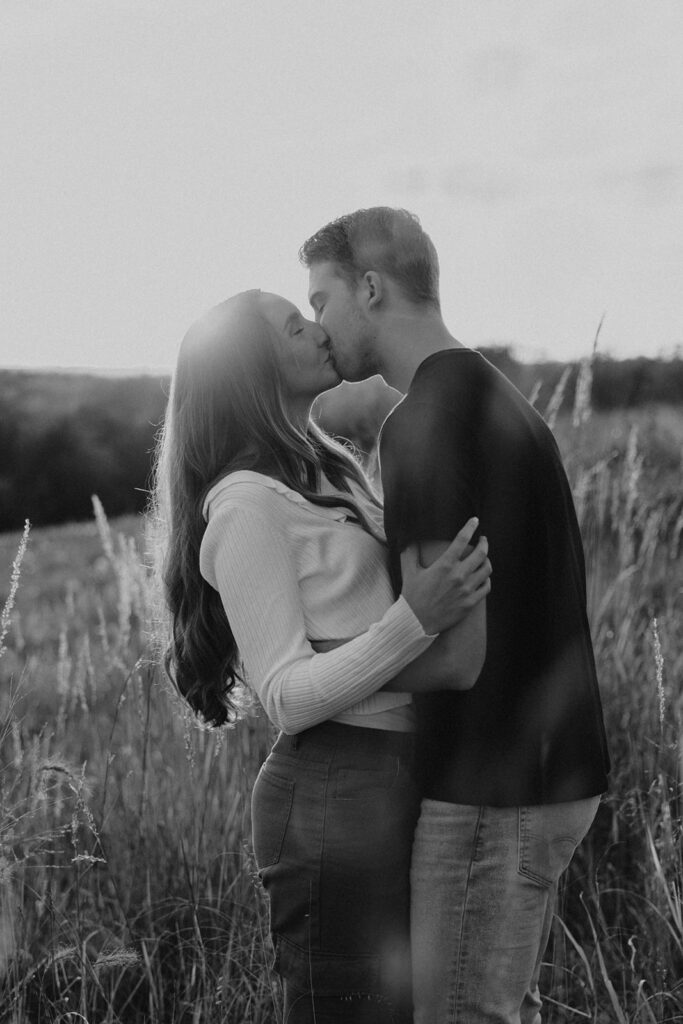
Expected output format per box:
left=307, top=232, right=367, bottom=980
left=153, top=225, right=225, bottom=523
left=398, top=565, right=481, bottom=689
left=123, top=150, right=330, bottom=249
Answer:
left=153, top=290, right=491, bottom=1023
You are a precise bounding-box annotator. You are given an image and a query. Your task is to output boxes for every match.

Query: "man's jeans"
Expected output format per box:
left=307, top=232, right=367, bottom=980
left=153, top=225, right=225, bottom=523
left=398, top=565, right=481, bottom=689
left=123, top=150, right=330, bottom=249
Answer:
left=411, top=796, right=600, bottom=1024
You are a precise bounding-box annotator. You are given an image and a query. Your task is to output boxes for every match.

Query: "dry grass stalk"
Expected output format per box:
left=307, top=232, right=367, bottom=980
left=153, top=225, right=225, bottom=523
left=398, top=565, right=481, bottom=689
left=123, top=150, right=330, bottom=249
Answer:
left=0, top=520, right=30, bottom=661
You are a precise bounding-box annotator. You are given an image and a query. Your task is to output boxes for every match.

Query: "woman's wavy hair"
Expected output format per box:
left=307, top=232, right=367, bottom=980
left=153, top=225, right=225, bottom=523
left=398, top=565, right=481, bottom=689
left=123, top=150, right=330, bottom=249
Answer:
left=150, top=289, right=382, bottom=727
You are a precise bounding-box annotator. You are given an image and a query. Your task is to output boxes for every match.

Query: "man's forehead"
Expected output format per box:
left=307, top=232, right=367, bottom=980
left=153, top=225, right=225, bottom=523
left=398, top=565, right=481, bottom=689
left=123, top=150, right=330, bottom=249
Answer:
left=307, top=260, right=342, bottom=299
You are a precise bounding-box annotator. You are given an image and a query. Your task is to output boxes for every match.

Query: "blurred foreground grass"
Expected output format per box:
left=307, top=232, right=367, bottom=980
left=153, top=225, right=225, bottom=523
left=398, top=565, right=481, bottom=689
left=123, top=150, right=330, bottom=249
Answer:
left=0, top=402, right=682, bottom=1022
left=0, top=511, right=277, bottom=1022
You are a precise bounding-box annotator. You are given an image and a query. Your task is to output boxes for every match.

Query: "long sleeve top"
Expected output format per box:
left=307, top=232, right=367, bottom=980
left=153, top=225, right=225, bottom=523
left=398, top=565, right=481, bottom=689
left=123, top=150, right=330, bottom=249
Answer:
left=199, top=470, right=435, bottom=733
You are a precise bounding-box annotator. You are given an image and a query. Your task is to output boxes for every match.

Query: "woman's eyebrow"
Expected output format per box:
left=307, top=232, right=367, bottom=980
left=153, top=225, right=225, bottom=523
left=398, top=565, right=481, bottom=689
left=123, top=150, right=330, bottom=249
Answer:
left=283, top=311, right=300, bottom=331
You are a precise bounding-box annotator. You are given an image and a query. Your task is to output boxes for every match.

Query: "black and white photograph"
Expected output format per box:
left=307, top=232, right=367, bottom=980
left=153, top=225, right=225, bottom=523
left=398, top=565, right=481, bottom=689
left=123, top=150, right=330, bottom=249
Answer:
left=1, top=3, right=681, bottom=1021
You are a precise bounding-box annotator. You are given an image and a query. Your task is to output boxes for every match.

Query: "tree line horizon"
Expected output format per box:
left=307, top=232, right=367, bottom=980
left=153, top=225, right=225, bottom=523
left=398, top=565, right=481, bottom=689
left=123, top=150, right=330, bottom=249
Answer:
left=1, top=349, right=681, bottom=532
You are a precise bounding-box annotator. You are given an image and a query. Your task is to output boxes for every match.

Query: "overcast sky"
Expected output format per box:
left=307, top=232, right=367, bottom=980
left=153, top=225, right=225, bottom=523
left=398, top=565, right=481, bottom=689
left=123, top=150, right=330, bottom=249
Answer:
left=2, top=0, right=682, bottom=371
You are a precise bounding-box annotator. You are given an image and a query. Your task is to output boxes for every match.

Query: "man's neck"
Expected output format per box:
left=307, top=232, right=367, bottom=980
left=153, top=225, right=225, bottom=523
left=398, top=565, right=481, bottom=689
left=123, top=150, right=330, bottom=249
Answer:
left=376, top=312, right=464, bottom=394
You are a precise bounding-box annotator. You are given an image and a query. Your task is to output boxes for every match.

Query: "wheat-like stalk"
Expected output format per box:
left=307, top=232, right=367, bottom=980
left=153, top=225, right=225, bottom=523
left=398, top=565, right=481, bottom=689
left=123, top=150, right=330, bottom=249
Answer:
left=0, top=520, right=30, bottom=661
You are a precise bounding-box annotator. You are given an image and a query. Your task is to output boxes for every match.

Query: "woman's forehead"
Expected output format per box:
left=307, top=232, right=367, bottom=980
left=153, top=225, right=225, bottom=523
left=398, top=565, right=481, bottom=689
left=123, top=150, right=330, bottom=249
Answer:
left=259, top=292, right=299, bottom=327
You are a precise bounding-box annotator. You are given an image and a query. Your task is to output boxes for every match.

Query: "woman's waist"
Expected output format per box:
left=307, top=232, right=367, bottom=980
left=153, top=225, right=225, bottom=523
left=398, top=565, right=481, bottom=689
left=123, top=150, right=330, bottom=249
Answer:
left=332, top=699, right=415, bottom=733
left=302, top=585, right=396, bottom=640
left=272, top=719, right=417, bottom=763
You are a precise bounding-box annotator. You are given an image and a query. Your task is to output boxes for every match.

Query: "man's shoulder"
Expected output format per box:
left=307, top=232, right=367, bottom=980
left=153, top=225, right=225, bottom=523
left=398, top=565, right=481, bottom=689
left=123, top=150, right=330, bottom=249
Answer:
left=379, top=393, right=431, bottom=453
left=379, top=395, right=467, bottom=484
left=403, top=349, right=489, bottom=411
left=381, top=355, right=478, bottom=446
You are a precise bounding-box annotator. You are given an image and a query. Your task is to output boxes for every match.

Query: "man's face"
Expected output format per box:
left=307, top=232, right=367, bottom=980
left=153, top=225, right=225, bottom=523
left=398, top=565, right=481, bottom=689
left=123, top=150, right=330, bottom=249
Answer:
left=307, top=261, right=378, bottom=382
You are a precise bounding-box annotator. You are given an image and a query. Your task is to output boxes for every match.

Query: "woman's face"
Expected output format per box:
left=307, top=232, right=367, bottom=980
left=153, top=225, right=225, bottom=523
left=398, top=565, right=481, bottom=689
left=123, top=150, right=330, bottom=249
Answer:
left=259, top=292, right=341, bottom=407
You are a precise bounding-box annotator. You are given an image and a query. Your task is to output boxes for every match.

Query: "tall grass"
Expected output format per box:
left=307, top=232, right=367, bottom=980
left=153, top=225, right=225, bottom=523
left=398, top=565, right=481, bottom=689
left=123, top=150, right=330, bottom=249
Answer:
left=0, top=400, right=682, bottom=1022
left=540, top=395, right=683, bottom=1022
left=0, top=511, right=277, bottom=1022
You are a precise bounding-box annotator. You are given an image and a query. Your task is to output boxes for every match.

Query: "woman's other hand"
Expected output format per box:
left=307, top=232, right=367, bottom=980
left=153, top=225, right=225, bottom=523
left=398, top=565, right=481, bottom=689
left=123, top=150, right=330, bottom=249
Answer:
left=400, top=517, right=491, bottom=636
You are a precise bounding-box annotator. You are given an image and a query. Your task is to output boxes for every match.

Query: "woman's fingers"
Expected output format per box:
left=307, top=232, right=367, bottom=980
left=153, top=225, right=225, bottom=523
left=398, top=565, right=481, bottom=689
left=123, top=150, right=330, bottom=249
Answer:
left=458, top=535, right=489, bottom=572
left=403, top=520, right=485, bottom=576
left=466, top=568, right=493, bottom=604
left=460, top=546, right=492, bottom=585
left=443, top=517, right=480, bottom=562
left=467, top=558, right=492, bottom=590
left=402, top=529, right=491, bottom=589
left=400, top=543, right=420, bottom=577
left=399, top=521, right=492, bottom=633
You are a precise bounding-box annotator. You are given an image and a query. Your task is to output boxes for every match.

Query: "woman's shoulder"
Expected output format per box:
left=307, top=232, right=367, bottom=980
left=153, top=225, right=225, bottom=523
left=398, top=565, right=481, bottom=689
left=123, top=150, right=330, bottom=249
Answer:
left=199, top=473, right=288, bottom=583
left=203, top=470, right=348, bottom=525
left=202, top=470, right=288, bottom=522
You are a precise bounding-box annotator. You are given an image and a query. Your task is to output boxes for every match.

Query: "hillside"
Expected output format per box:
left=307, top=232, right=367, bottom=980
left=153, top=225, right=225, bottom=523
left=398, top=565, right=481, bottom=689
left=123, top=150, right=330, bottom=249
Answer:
left=1, top=352, right=682, bottom=531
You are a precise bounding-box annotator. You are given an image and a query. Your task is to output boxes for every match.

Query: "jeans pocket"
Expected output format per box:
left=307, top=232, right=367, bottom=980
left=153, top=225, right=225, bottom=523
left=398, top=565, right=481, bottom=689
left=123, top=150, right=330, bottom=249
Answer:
left=251, top=763, right=294, bottom=870
left=517, top=805, right=581, bottom=888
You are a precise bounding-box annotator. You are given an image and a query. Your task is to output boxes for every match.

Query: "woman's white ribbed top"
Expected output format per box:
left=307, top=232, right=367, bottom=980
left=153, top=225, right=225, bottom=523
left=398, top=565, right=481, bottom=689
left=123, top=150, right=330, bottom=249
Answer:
left=199, top=470, right=434, bottom=734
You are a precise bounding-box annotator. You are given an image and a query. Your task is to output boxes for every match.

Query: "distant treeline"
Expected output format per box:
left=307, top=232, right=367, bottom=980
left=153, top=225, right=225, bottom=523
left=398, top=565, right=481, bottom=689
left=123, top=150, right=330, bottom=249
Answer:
left=1, top=372, right=169, bottom=532
left=1, top=352, right=681, bottom=532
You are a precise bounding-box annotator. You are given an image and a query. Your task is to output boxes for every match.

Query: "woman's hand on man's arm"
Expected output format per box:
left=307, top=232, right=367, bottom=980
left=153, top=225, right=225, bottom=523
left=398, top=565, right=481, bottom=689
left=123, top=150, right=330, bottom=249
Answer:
left=311, top=522, right=491, bottom=692
left=311, top=603, right=487, bottom=694
left=399, top=519, right=491, bottom=636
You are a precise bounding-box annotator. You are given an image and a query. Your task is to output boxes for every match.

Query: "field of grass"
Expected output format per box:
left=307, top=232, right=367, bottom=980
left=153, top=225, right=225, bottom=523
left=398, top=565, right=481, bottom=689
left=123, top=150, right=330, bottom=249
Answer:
left=0, top=401, right=682, bottom=1023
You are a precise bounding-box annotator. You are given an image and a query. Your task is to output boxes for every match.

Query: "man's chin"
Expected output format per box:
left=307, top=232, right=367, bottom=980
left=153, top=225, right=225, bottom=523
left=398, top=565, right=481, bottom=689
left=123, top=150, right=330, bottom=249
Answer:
left=325, top=356, right=346, bottom=381
left=328, top=354, right=367, bottom=383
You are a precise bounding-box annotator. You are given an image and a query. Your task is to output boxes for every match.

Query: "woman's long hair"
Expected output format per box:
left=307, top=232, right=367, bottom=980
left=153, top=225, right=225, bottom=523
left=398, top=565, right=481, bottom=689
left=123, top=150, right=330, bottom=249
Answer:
left=151, top=290, right=382, bottom=727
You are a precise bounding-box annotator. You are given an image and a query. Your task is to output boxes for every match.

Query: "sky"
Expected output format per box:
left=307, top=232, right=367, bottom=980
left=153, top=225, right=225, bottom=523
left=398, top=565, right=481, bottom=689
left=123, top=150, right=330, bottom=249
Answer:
left=2, top=0, right=682, bottom=372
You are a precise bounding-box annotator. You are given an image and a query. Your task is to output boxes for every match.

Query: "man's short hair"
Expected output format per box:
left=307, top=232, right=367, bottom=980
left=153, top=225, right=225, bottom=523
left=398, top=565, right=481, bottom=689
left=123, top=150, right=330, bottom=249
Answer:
left=299, top=207, right=440, bottom=309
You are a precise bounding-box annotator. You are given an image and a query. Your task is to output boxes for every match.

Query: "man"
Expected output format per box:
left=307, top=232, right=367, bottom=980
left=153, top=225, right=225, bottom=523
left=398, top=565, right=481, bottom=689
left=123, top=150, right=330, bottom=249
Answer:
left=300, top=207, right=610, bottom=1024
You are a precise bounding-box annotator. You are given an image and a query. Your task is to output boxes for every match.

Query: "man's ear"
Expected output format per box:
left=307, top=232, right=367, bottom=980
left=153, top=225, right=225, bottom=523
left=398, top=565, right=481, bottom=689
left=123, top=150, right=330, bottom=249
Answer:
left=362, top=271, right=383, bottom=311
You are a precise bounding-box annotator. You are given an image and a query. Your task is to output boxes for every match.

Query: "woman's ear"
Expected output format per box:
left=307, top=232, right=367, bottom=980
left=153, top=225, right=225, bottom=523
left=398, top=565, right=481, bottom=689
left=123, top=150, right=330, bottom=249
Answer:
left=362, top=271, right=383, bottom=310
